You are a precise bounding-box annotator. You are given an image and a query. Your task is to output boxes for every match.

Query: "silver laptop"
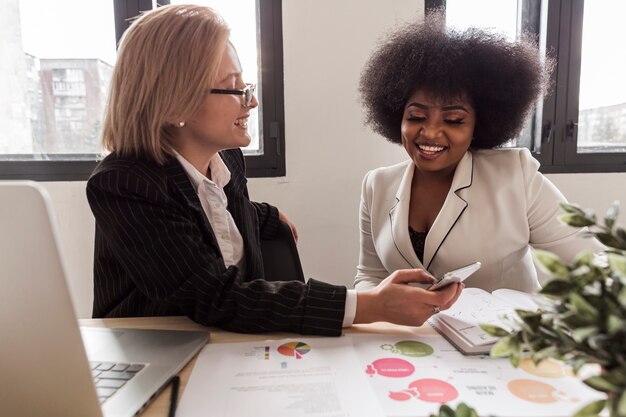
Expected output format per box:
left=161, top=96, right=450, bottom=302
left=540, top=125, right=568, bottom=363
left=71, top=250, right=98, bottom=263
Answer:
left=0, top=181, right=209, bottom=417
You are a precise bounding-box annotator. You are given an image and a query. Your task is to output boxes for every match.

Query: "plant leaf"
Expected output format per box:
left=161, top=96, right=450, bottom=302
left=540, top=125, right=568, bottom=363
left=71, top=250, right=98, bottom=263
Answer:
left=509, top=350, right=521, bottom=367
left=608, top=253, right=626, bottom=278
left=531, top=346, right=560, bottom=364
left=602, top=368, right=626, bottom=387
left=572, top=326, right=599, bottom=343
left=604, top=201, right=619, bottom=230
left=594, top=232, right=626, bottom=250
left=508, top=337, right=521, bottom=367
left=570, top=293, right=599, bottom=322
left=540, top=279, right=575, bottom=297
left=480, top=323, right=510, bottom=337
left=515, top=310, right=541, bottom=333
left=571, top=358, right=589, bottom=374
left=570, top=265, right=595, bottom=283
left=436, top=404, right=456, bottom=417
left=490, top=336, right=514, bottom=358
left=560, top=202, right=586, bottom=215
left=619, top=287, right=626, bottom=306
left=573, top=399, right=606, bottom=417
left=607, top=314, right=624, bottom=335
left=538, top=325, right=558, bottom=339
left=587, top=334, right=610, bottom=352
left=583, top=376, right=619, bottom=393
left=575, top=251, right=595, bottom=268
left=456, top=403, right=476, bottom=417
left=560, top=213, right=596, bottom=227
left=533, top=250, right=569, bottom=278
left=563, top=312, right=595, bottom=329
left=617, top=390, right=626, bottom=417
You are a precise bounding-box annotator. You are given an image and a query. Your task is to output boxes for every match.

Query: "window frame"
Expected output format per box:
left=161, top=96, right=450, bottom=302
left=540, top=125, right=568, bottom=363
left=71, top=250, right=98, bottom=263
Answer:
left=0, top=0, right=285, bottom=181
left=426, top=0, right=626, bottom=173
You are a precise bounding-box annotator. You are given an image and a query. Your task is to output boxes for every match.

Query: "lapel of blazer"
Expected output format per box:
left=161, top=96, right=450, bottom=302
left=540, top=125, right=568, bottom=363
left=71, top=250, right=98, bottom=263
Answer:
left=389, top=162, right=424, bottom=269
left=220, top=150, right=264, bottom=279
left=164, top=159, right=222, bottom=253
left=219, top=150, right=254, bottom=245
left=423, top=151, right=474, bottom=269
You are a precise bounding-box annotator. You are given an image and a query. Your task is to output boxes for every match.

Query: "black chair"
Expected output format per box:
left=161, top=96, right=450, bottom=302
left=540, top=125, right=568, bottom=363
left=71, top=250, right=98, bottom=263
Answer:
left=260, top=220, right=305, bottom=282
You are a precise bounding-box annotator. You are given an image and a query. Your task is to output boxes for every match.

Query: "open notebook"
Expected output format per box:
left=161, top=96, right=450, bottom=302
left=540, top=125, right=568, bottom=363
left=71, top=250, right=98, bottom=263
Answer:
left=429, top=287, right=540, bottom=355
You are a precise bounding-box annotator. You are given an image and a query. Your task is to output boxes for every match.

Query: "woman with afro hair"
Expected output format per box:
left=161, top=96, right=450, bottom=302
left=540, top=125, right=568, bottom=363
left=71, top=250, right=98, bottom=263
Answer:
left=354, top=12, right=602, bottom=294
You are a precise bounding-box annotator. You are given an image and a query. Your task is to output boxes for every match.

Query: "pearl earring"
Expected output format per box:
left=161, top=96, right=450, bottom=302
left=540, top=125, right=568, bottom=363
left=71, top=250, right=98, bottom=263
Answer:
left=178, top=121, right=185, bottom=127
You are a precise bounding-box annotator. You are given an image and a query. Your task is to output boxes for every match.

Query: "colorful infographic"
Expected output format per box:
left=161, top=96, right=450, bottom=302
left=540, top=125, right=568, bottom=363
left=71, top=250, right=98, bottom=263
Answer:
left=389, top=378, right=459, bottom=403
left=351, top=332, right=605, bottom=417
left=366, top=358, right=415, bottom=378
left=179, top=329, right=606, bottom=417
left=508, top=379, right=579, bottom=404
left=380, top=340, right=434, bottom=357
left=277, top=341, right=311, bottom=359
left=519, top=358, right=573, bottom=378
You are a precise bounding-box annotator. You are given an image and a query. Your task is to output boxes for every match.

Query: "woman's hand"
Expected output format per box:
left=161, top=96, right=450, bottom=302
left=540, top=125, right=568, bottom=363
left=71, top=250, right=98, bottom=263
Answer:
left=354, top=269, right=463, bottom=326
left=278, top=210, right=299, bottom=243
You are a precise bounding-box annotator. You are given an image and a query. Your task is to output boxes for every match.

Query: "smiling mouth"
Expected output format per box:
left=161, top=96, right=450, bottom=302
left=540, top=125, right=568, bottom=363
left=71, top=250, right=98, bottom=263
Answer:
left=234, top=117, right=248, bottom=129
left=415, top=142, right=448, bottom=156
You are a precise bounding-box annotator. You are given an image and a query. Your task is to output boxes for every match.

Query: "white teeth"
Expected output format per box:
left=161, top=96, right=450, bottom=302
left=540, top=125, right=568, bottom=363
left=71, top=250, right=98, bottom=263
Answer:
left=418, top=144, right=446, bottom=152
left=235, top=118, right=248, bottom=128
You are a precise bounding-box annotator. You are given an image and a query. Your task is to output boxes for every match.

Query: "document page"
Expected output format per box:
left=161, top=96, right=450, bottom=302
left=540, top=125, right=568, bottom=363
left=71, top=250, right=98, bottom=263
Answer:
left=437, top=287, right=515, bottom=346
left=492, top=288, right=541, bottom=312
left=177, top=336, right=384, bottom=417
left=351, top=331, right=604, bottom=417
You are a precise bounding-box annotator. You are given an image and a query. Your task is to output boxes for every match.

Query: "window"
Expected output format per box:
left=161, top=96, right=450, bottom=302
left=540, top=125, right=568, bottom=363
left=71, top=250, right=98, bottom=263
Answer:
left=0, top=0, right=285, bottom=180
left=427, top=0, right=626, bottom=173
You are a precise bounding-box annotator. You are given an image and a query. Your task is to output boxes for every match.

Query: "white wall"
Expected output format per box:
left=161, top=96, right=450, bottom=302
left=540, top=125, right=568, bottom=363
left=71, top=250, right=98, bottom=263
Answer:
left=42, top=181, right=95, bottom=317
left=546, top=173, right=626, bottom=218
left=247, top=0, right=418, bottom=287
left=41, top=0, right=626, bottom=318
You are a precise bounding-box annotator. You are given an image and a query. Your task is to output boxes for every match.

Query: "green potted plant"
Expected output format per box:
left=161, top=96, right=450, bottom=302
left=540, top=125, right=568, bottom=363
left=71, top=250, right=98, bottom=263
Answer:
left=432, top=202, right=626, bottom=417
left=430, top=403, right=480, bottom=417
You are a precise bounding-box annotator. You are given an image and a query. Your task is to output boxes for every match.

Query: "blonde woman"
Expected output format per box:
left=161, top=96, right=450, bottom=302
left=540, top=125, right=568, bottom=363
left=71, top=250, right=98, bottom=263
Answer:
left=87, top=5, right=461, bottom=335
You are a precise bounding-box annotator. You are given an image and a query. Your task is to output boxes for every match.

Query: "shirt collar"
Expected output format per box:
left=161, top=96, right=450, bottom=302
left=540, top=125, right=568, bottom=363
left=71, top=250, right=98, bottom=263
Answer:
left=174, top=152, right=231, bottom=191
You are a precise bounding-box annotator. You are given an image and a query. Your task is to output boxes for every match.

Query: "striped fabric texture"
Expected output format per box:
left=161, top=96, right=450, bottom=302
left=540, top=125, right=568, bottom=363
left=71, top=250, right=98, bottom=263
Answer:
left=86, top=149, right=346, bottom=336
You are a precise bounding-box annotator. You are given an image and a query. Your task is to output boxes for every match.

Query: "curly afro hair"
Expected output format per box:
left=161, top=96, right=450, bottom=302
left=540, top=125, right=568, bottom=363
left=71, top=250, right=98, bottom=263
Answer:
left=359, top=11, right=554, bottom=148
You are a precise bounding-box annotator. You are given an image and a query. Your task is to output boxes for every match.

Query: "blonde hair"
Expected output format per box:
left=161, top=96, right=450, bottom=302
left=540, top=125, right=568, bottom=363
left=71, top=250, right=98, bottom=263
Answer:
left=102, top=5, right=230, bottom=164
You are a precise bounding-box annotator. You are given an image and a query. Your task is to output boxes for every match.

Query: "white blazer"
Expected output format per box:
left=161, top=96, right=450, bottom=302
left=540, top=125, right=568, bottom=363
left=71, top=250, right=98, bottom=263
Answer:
left=354, top=148, right=602, bottom=293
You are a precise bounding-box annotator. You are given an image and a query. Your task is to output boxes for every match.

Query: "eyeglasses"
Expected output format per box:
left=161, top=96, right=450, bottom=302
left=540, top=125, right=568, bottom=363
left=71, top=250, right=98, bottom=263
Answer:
left=209, top=83, right=256, bottom=107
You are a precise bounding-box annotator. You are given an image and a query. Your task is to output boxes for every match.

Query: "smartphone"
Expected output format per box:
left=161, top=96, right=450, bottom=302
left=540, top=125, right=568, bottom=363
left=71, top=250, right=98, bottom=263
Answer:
left=427, top=262, right=481, bottom=291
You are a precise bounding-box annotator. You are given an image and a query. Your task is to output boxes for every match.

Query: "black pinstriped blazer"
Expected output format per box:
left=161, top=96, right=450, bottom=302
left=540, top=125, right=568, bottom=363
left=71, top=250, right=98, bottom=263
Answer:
left=86, top=149, right=346, bottom=336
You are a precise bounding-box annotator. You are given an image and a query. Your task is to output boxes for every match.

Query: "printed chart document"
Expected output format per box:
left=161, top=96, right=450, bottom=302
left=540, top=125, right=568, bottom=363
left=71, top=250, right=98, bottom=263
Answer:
left=177, top=336, right=384, bottom=417
left=429, top=287, right=540, bottom=355
left=351, top=331, right=604, bottom=417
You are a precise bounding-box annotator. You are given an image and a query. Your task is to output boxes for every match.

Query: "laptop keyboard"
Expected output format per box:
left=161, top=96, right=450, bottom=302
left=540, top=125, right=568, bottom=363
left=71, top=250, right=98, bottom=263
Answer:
left=90, top=361, right=145, bottom=403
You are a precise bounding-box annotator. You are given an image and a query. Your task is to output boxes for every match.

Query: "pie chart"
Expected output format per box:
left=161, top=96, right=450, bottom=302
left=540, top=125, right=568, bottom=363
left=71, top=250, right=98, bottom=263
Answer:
left=277, top=341, right=311, bottom=359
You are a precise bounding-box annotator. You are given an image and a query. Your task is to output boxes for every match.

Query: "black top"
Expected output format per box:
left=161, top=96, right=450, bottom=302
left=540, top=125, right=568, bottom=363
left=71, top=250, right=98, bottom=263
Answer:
left=86, top=148, right=347, bottom=335
left=408, top=227, right=428, bottom=263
